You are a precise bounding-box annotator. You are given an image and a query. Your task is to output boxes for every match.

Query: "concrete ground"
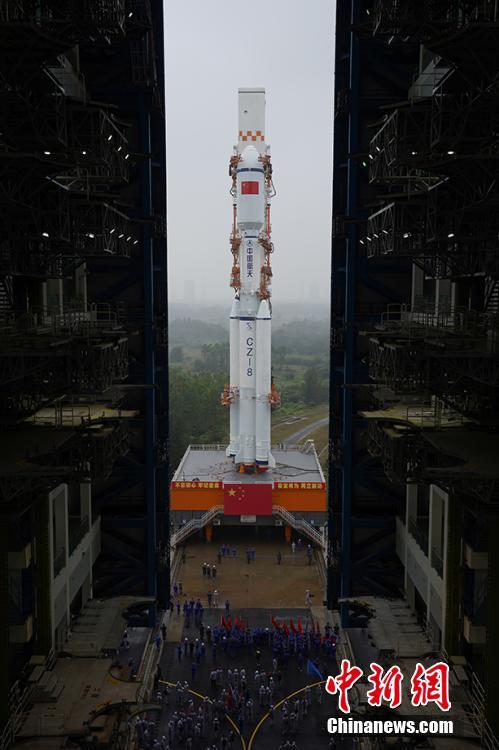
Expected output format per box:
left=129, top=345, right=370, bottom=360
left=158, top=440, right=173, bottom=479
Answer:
left=139, top=538, right=340, bottom=749
left=175, top=538, right=323, bottom=610
left=15, top=597, right=151, bottom=745
left=154, top=607, right=346, bottom=750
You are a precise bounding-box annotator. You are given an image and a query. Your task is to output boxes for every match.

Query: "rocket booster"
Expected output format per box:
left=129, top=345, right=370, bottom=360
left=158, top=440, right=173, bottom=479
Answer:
left=222, top=88, right=279, bottom=469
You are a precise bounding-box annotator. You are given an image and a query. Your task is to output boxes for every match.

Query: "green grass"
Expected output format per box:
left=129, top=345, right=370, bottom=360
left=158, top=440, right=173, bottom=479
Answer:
left=297, top=422, right=329, bottom=474
left=271, top=403, right=328, bottom=443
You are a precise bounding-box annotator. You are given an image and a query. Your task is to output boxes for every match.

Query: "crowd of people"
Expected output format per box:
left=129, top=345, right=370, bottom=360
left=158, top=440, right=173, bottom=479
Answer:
left=132, top=657, right=335, bottom=750
left=140, top=538, right=338, bottom=749
left=174, top=606, right=340, bottom=663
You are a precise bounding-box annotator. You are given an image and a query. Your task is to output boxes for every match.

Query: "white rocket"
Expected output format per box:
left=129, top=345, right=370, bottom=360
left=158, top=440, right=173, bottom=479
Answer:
left=221, top=88, right=279, bottom=470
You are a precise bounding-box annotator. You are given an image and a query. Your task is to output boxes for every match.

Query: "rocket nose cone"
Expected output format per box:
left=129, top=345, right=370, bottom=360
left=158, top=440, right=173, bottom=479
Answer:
left=240, top=145, right=260, bottom=168
left=256, top=299, right=271, bottom=319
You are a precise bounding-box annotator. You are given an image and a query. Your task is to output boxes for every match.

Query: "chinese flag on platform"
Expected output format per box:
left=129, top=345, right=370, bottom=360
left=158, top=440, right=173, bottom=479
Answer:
left=223, top=482, right=273, bottom=516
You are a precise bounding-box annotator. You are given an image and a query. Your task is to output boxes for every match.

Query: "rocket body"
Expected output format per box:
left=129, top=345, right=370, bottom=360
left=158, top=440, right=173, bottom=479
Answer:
left=225, top=88, right=276, bottom=468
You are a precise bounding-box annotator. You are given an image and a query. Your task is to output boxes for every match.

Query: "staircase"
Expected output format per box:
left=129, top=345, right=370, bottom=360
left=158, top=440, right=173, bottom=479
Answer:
left=0, top=275, right=13, bottom=309
left=171, top=505, right=224, bottom=548
left=272, top=505, right=325, bottom=549
left=484, top=277, right=499, bottom=314
left=28, top=667, right=65, bottom=703
left=171, top=504, right=326, bottom=551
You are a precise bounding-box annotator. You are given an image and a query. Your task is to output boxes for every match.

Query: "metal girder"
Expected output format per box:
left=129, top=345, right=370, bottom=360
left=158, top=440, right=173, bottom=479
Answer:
left=418, top=251, right=499, bottom=280
left=364, top=201, right=426, bottom=259
left=0, top=0, right=126, bottom=42
left=28, top=420, right=130, bottom=480
left=430, top=80, right=499, bottom=152
left=372, top=1, right=443, bottom=37
left=130, top=33, right=156, bottom=89
left=125, top=0, right=153, bottom=36
left=59, top=103, right=130, bottom=191
left=373, top=1, right=499, bottom=41
left=368, top=337, right=432, bottom=393
left=330, top=0, right=411, bottom=623
left=0, top=311, right=129, bottom=399
left=0, top=420, right=130, bottom=504
left=72, top=201, right=135, bottom=258
left=363, top=184, right=499, bottom=278
left=74, top=0, right=126, bottom=37
left=367, top=307, right=499, bottom=394
left=369, top=106, right=437, bottom=191
left=0, top=1, right=128, bottom=84
left=0, top=88, right=67, bottom=152
left=366, top=419, right=499, bottom=504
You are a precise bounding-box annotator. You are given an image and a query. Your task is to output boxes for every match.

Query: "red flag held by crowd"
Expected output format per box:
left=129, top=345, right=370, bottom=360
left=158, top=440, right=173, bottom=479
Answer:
left=298, top=617, right=303, bottom=634
left=290, top=618, right=296, bottom=633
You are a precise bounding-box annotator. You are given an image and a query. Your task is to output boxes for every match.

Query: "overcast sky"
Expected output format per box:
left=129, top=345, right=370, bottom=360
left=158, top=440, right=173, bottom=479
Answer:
left=165, top=0, right=334, bottom=305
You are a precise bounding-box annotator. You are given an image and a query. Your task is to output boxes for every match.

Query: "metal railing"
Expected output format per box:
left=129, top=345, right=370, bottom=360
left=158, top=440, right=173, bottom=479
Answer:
left=431, top=546, right=444, bottom=578
left=470, top=671, right=499, bottom=750
left=171, top=506, right=224, bottom=548
left=187, top=444, right=226, bottom=451
left=53, top=548, right=65, bottom=578
left=378, top=303, right=499, bottom=350
left=69, top=515, right=89, bottom=554
left=0, top=679, right=32, bottom=750
left=0, top=302, right=125, bottom=340
left=408, top=517, right=429, bottom=554
left=272, top=506, right=325, bottom=548
left=171, top=504, right=326, bottom=551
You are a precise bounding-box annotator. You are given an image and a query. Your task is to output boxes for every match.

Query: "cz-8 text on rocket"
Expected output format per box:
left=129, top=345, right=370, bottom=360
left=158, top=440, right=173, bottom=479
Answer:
left=221, top=88, right=280, bottom=471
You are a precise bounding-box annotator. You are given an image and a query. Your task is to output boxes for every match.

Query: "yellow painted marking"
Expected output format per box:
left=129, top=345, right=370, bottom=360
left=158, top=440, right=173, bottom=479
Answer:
left=247, top=680, right=325, bottom=750
left=159, top=680, right=247, bottom=750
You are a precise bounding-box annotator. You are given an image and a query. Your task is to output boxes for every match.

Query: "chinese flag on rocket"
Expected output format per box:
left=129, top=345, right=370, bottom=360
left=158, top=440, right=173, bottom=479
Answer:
left=241, top=181, right=259, bottom=195
left=223, top=483, right=273, bottom=516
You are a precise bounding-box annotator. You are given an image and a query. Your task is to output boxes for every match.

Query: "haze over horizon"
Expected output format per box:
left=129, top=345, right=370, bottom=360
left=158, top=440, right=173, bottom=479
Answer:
left=165, top=0, right=335, bottom=305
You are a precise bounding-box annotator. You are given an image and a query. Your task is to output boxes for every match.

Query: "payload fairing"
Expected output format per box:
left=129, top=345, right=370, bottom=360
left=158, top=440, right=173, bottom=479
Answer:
left=221, top=89, right=279, bottom=470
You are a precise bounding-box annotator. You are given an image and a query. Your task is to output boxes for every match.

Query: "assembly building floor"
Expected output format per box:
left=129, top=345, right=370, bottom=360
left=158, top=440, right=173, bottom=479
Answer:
left=156, top=538, right=340, bottom=748
left=175, top=537, right=323, bottom=610
left=159, top=608, right=342, bottom=750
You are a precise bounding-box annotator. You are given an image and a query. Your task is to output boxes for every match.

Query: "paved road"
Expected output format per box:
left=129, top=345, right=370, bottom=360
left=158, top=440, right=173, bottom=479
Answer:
left=282, top=416, right=329, bottom=446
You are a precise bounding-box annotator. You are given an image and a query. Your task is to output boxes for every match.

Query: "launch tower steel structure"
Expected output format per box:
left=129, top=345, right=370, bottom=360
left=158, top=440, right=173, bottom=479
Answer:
left=329, top=1, right=414, bottom=622
left=223, top=89, right=278, bottom=470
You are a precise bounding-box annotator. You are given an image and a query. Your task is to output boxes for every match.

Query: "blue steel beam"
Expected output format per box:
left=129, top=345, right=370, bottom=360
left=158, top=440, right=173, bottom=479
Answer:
left=151, top=0, right=170, bottom=612
left=339, top=0, right=361, bottom=626
left=139, top=91, right=157, bottom=626
left=329, top=0, right=412, bottom=619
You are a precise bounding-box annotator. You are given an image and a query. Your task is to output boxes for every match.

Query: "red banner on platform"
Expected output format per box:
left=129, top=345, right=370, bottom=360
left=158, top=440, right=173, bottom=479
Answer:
left=171, top=481, right=222, bottom=489
left=223, top=482, right=273, bottom=516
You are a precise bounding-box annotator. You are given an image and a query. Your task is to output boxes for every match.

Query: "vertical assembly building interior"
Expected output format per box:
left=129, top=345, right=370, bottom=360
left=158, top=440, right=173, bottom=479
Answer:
left=0, top=0, right=168, bottom=738
left=330, top=1, right=499, bottom=742
left=2, top=0, right=499, bottom=748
